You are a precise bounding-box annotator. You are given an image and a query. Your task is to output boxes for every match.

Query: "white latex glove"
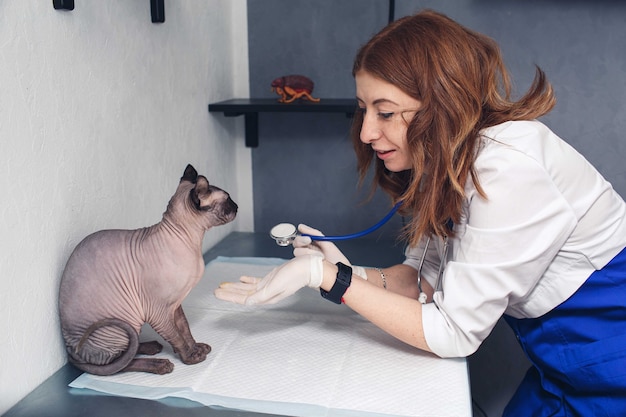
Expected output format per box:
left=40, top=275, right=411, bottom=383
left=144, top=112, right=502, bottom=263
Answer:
left=214, top=254, right=324, bottom=305
left=293, top=224, right=367, bottom=279
left=293, top=224, right=350, bottom=263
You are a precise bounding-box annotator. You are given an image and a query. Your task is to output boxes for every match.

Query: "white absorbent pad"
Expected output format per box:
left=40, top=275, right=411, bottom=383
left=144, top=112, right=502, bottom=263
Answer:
left=69, top=256, right=471, bottom=417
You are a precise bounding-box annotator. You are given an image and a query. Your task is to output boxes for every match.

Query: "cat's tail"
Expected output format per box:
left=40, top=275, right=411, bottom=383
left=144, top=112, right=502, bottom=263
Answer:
left=68, top=317, right=139, bottom=376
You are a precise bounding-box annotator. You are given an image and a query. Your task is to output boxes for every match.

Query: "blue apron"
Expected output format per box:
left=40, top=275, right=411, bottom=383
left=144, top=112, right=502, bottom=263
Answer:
left=503, top=247, right=626, bottom=417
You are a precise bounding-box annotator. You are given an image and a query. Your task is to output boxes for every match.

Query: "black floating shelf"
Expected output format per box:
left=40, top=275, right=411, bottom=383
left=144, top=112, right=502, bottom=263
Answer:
left=208, top=98, right=357, bottom=148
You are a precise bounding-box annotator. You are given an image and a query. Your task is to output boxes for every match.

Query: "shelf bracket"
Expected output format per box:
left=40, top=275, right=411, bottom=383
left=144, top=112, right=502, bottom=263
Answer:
left=53, top=0, right=165, bottom=23
left=52, top=0, right=74, bottom=10
left=151, top=0, right=165, bottom=23
left=221, top=112, right=258, bottom=148
left=244, top=113, right=259, bottom=148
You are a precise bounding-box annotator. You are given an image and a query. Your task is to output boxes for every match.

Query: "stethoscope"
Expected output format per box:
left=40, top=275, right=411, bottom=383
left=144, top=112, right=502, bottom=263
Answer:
left=416, top=235, right=449, bottom=304
left=269, top=201, right=450, bottom=305
left=269, top=201, right=403, bottom=246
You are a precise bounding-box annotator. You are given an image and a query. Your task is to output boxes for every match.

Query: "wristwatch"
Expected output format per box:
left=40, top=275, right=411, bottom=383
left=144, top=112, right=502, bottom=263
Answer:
left=320, top=262, right=352, bottom=304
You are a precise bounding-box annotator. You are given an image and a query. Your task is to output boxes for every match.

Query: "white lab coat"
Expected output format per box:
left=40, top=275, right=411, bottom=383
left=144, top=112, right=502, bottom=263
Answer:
left=404, top=120, right=626, bottom=358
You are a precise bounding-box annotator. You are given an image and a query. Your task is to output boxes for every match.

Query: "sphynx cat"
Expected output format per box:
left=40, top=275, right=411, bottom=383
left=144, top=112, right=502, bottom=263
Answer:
left=59, top=164, right=237, bottom=375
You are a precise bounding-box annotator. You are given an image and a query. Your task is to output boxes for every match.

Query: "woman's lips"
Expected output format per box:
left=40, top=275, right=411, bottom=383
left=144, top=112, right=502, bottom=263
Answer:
left=375, top=149, right=395, bottom=160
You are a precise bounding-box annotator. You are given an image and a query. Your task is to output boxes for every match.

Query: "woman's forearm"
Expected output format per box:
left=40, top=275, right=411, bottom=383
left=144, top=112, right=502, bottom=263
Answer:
left=361, top=264, right=434, bottom=302
left=321, top=261, right=433, bottom=352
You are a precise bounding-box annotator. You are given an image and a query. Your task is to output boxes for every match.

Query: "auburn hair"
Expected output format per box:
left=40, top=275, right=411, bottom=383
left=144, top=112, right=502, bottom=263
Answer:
left=351, top=10, right=556, bottom=246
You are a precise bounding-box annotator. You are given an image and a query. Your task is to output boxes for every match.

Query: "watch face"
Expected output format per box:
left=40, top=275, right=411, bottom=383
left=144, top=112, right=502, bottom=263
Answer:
left=336, top=262, right=352, bottom=285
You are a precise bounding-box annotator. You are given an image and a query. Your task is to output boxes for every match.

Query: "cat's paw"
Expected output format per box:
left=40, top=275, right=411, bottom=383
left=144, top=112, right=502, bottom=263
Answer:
left=180, top=343, right=211, bottom=364
left=153, top=359, right=175, bottom=374
left=196, top=342, right=211, bottom=356
left=138, top=341, right=163, bottom=355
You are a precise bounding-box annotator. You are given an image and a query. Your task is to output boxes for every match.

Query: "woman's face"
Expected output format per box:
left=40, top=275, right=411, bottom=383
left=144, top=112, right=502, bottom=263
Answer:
left=355, top=70, right=422, bottom=172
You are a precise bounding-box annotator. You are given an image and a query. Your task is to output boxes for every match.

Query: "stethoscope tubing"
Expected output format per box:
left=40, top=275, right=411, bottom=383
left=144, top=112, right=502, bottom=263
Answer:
left=301, top=201, right=403, bottom=241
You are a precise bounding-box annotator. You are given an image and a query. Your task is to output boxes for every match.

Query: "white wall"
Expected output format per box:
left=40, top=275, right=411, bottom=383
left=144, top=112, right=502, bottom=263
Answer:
left=0, top=1, right=251, bottom=413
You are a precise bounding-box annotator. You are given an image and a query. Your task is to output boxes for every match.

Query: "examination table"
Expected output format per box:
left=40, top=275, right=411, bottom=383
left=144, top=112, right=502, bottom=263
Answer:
left=4, top=232, right=473, bottom=417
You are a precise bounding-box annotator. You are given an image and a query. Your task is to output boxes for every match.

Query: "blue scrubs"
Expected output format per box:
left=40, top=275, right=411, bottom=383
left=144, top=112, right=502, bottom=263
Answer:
left=503, top=247, right=626, bottom=416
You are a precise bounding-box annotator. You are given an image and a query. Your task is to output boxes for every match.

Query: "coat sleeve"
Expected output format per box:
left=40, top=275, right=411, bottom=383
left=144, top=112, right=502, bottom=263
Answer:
left=422, top=143, right=577, bottom=357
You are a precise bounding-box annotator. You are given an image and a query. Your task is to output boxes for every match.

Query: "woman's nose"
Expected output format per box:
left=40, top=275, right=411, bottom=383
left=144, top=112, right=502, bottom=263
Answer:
left=360, top=115, right=381, bottom=144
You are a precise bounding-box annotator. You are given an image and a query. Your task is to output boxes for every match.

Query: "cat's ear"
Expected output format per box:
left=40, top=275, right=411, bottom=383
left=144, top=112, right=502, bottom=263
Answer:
left=190, top=176, right=210, bottom=210
left=181, top=164, right=198, bottom=183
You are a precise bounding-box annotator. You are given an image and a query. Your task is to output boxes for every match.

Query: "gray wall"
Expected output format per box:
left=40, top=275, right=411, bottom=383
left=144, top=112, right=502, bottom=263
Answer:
left=247, top=1, right=626, bottom=415
left=248, top=0, right=404, bottom=244
left=248, top=0, right=626, bottom=240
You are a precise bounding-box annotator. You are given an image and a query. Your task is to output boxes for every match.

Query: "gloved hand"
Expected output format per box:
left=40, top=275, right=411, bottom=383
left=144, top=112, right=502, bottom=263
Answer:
left=293, top=224, right=367, bottom=279
left=293, top=224, right=350, bottom=263
left=214, top=254, right=324, bottom=305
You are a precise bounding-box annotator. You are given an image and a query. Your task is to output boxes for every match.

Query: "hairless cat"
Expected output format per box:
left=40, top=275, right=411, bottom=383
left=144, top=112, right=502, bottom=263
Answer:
left=59, top=164, right=237, bottom=375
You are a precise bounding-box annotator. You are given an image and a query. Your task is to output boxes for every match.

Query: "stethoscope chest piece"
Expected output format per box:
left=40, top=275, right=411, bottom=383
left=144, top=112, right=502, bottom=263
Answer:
left=270, top=223, right=298, bottom=246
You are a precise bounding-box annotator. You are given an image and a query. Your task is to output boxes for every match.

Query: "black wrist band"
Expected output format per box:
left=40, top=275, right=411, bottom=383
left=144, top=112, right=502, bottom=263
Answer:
left=320, top=262, right=352, bottom=304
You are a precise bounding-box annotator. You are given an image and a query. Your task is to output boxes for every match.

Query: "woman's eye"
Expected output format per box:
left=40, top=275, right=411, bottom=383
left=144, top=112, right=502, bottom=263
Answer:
left=356, top=108, right=396, bottom=120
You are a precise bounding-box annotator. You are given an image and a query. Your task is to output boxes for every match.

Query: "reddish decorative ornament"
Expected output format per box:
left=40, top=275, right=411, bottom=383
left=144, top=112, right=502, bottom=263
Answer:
left=270, top=75, right=320, bottom=103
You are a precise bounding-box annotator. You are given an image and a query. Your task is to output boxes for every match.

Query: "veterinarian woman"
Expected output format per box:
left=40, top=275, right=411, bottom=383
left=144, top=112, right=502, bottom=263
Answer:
left=215, top=10, right=626, bottom=416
